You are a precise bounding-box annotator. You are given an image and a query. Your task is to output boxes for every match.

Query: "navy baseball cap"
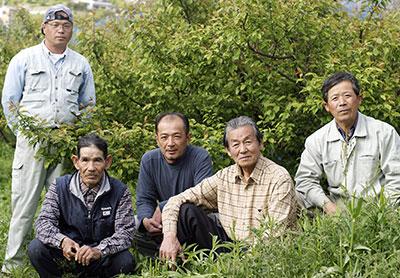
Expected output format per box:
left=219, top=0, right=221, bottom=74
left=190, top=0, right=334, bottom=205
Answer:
left=43, top=4, right=73, bottom=23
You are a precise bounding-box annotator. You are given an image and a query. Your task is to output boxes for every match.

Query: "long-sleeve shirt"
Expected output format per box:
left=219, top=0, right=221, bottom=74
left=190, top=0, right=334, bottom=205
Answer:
left=2, top=41, right=95, bottom=133
left=162, top=155, right=297, bottom=241
left=295, top=112, right=400, bottom=208
left=136, top=144, right=212, bottom=225
left=35, top=172, right=134, bottom=256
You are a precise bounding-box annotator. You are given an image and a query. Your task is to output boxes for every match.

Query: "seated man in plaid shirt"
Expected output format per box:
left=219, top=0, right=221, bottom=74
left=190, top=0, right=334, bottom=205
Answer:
left=159, top=116, right=298, bottom=262
left=28, top=134, right=135, bottom=277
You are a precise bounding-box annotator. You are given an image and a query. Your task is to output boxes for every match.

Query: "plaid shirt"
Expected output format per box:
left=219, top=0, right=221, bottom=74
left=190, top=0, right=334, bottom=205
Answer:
left=35, top=173, right=135, bottom=256
left=162, top=155, right=297, bottom=241
left=80, top=179, right=100, bottom=211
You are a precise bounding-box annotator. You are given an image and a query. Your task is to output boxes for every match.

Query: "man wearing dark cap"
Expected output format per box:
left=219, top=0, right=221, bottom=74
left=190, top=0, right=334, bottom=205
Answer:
left=1, top=4, right=95, bottom=273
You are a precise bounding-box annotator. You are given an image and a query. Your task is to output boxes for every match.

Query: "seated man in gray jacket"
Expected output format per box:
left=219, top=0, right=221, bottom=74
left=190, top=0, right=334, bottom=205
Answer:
left=28, top=134, right=135, bottom=277
left=295, top=72, right=400, bottom=214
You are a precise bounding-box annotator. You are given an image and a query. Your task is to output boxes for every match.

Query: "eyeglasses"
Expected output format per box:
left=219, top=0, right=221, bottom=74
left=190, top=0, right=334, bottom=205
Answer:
left=46, top=22, right=73, bottom=30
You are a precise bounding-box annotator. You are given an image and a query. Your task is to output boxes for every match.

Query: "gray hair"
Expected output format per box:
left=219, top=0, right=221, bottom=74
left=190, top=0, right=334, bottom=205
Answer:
left=223, top=116, right=263, bottom=148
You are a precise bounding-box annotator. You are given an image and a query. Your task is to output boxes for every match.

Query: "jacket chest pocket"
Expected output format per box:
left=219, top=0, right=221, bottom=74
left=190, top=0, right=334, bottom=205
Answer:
left=357, top=154, right=379, bottom=183
left=25, top=69, right=47, bottom=94
left=93, top=208, right=114, bottom=239
left=64, top=70, right=83, bottom=93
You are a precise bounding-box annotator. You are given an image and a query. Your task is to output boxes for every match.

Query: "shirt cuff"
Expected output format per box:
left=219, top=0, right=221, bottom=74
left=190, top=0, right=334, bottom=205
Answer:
left=311, top=195, right=331, bottom=209
left=95, top=243, right=109, bottom=257
left=55, top=233, right=66, bottom=249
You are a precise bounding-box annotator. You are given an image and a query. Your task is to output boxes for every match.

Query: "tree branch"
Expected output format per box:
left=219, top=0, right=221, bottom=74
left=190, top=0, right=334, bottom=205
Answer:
left=247, top=42, right=295, bottom=60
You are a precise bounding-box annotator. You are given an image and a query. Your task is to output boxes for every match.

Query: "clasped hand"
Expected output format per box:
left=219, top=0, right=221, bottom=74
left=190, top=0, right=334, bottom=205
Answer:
left=61, top=237, right=102, bottom=266
left=143, top=206, right=163, bottom=235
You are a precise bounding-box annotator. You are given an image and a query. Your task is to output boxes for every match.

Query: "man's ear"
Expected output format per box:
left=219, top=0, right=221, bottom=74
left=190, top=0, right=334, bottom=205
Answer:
left=225, top=147, right=232, bottom=158
left=323, top=101, right=330, bottom=113
left=358, top=93, right=363, bottom=103
left=71, top=155, right=79, bottom=170
left=105, top=155, right=112, bottom=170
left=41, top=23, right=46, bottom=35
left=187, top=133, right=192, bottom=142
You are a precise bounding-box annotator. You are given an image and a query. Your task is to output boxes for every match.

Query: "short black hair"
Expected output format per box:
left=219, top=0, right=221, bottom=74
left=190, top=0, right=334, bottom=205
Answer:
left=77, top=133, right=108, bottom=158
left=223, top=116, right=263, bottom=148
left=155, top=112, right=190, bottom=134
left=322, top=72, right=360, bottom=102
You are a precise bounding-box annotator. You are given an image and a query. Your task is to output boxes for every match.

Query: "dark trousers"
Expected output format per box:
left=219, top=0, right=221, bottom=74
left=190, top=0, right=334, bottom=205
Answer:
left=28, top=239, right=135, bottom=278
left=132, top=230, right=163, bottom=258
left=176, top=204, right=231, bottom=252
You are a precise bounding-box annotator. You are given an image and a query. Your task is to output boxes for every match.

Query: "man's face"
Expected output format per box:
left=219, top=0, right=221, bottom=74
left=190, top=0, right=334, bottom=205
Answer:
left=156, top=116, right=190, bottom=164
left=72, top=146, right=112, bottom=188
left=324, top=80, right=362, bottom=128
left=226, top=125, right=262, bottom=174
left=42, top=16, right=73, bottom=50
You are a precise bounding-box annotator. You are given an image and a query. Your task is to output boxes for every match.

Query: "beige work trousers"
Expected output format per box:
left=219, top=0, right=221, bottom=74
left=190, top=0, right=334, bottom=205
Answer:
left=2, top=135, right=63, bottom=273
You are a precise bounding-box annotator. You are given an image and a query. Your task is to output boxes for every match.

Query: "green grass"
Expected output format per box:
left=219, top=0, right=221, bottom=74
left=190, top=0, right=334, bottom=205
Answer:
left=2, top=141, right=400, bottom=277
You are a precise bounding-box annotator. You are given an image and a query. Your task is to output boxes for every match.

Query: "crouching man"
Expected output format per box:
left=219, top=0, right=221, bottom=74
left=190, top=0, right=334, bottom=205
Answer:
left=28, top=133, right=135, bottom=277
left=159, top=116, right=298, bottom=261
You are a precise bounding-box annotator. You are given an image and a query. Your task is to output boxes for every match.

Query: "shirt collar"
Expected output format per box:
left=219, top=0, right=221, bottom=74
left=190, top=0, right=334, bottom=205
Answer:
left=41, top=40, right=68, bottom=57
left=233, top=155, right=265, bottom=185
left=70, top=172, right=111, bottom=201
left=80, top=175, right=101, bottom=195
left=336, top=118, right=357, bottom=142
left=327, top=112, right=366, bottom=142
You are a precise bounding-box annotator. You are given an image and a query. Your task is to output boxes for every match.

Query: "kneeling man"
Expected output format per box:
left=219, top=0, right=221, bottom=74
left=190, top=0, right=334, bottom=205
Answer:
left=159, top=116, right=298, bottom=261
left=295, top=72, right=400, bottom=214
left=28, top=133, right=135, bottom=277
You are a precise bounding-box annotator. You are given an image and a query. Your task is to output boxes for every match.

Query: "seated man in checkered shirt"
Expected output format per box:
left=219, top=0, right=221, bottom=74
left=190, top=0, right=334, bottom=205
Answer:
left=159, top=116, right=298, bottom=262
left=28, top=133, right=135, bottom=277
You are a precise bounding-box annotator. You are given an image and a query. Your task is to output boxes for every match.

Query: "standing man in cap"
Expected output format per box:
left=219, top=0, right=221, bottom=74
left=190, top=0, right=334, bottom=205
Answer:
left=1, top=4, right=95, bottom=273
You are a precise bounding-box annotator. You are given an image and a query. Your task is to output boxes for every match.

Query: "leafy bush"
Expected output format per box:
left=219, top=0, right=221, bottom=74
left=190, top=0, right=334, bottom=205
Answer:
left=2, top=1, right=400, bottom=276
left=2, top=0, right=400, bottom=188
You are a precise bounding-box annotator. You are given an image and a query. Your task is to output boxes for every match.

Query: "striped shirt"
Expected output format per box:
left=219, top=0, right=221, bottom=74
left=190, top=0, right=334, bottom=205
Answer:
left=162, top=155, right=298, bottom=241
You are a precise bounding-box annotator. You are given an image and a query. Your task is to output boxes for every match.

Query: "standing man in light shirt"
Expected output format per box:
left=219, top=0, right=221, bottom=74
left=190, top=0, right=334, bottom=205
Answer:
left=295, top=72, right=400, bottom=214
left=159, top=116, right=297, bottom=262
left=1, top=4, right=95, bottom=273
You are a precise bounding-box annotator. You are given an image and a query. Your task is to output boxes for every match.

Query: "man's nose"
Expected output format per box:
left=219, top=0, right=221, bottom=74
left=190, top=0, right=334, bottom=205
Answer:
left=239, top=143, right=247, bottom=153
left=338, top=96, right=346, bottom=105
left=87, top=161, right=96, bottom=170
left=167, top=137, right=175, bottom=146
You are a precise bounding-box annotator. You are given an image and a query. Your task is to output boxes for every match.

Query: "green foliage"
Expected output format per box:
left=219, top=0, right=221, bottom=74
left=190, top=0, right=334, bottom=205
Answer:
left=1, top=2, right=400, bottom=274
left=2, top=0, right=400, bottom=181
left=130, top=196, right=400, bottom=277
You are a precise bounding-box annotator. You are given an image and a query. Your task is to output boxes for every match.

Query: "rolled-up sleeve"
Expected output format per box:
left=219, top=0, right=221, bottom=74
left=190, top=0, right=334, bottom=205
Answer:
left=162, top=176, right=218, bottom=235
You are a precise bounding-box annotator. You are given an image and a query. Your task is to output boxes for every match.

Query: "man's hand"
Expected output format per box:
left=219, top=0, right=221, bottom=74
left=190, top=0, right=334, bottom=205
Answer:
left=61, top=237, right=80, bottom=261
left=75, top=245, right=102, bottom=266
left=159, top=232, right=182, bottom=263
left=143, top=206, right=162, bottom=235
left=323, top=200, right=337, bottom=215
